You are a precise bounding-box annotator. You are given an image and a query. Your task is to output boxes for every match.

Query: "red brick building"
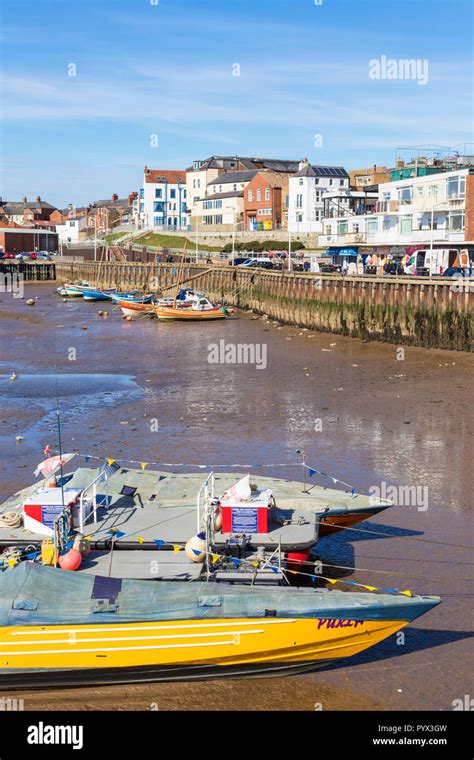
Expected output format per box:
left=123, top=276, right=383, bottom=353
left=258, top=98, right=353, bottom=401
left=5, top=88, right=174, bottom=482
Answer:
left=243, top=171, right=289, bottom=230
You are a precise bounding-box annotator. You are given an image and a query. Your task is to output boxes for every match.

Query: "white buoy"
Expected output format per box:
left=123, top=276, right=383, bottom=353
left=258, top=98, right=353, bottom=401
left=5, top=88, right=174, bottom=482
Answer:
left=10, top=372, right=17, bottom=381
left=185, top=532, right=206, bottom=563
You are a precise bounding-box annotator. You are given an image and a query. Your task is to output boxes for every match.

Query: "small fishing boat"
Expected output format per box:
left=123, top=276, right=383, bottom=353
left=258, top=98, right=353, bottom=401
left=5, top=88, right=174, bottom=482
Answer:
left=109, top=291, right=140, bottom=303
left=119, top=300, right=155, bottom=318
left=56, top=281, right=91, bottom=297
left=155, top=298, right=228, bottom=321
left=82, top=288, right=117, bottom=301
left=0, top=561, right=439, bottom=687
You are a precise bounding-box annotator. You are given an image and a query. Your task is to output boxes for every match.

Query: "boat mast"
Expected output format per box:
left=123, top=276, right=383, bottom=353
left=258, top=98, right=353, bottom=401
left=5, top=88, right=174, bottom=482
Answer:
left=173, top=240, right=187, bottom=308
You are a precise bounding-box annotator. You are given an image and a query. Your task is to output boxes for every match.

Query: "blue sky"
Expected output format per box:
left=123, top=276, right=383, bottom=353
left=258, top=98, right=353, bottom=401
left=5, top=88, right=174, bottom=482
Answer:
left=1, top=0, right=472, bottom=207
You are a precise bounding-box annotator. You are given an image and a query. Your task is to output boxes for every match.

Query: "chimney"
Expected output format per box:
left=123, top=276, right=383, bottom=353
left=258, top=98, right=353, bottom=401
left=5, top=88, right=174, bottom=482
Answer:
left=36, top=195, right=41, bottom=202
left=23, top=196, right=27, bottom=203
left=298, top=158, right=310, bottom=171
left=112, top=193, right=118, bottom=202
left=144, top=166, right=150, bottom=174
left=396, top=159, right=405, bottom=169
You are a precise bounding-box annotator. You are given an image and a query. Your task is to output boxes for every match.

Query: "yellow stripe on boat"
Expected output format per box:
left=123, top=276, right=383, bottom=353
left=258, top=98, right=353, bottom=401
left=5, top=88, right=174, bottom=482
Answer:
left=0, top=617, right=408, bottom=670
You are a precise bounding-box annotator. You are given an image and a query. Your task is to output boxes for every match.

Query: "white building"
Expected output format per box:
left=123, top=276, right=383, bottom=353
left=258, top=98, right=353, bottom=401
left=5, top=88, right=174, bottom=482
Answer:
left=142, top=167, right=189, bottom=230
left=192, top=170, right=258, bottom=230
left=318, top=167, right=472, bottom=250
left=288, top=162, right=350, bottom=233
left=56, top=215, right=88, bottom=244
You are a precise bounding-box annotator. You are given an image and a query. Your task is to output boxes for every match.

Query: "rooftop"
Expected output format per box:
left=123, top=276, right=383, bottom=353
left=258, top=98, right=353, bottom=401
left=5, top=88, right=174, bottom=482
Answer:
left=208, top=170, right=259, bottom=186
left=144, top=169, right=186, bottom=184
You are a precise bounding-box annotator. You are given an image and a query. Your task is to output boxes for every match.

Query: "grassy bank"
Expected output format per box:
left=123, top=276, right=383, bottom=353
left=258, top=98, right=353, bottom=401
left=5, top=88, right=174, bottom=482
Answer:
left=104, top=231, right=130, bottom=244
left=135, top=232, right=223, bottom=252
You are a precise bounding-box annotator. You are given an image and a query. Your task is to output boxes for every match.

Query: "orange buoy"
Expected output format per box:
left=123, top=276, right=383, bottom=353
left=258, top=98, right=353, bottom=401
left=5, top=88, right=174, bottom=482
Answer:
left=58, top=548, right=82, bottom=571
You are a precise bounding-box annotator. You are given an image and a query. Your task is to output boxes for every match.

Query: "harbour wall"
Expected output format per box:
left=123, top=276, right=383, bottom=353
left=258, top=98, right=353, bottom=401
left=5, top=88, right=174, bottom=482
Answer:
left=56, top=262, right=473, bottom=351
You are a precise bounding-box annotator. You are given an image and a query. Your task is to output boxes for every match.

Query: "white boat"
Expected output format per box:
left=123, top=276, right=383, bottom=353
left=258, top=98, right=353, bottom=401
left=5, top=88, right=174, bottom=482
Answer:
left=56, top=281, right=91, bottom=297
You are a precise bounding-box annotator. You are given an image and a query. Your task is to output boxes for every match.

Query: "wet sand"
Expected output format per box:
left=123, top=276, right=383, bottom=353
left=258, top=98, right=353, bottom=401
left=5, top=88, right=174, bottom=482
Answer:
left=0, top=283, right=473, bottom=711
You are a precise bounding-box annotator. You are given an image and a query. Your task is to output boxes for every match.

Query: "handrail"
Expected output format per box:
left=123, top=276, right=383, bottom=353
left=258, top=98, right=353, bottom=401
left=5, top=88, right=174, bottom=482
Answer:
left=196, top=472, right=214, bottom=533
left=78, top=470, right=110, bottom=532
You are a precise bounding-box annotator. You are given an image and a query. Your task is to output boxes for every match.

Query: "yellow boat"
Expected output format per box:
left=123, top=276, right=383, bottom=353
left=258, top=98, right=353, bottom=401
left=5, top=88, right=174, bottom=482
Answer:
left=154, top=300, right=228, bottom=321
left=0, top=563, right=439, bottom=687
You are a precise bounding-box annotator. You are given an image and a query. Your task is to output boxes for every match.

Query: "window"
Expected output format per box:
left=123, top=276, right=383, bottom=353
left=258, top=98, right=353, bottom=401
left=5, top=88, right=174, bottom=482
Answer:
left=399, top=215, right=412, bottom=235
left=139, top=188, right=144, bottom=198
left=428, top=184, right=439, bottom=198
left=367, top=218, right=378, bottom=234
left=193, top=180, right=196, bottom=189
left=153, top=202, right=165, bottom=212
left=313, top=209, right=321, bottom=221
left=447, top=175, right=466, bottom=199
left=183, top=190, right=186, bottom=198
left=233, top=184, right=237, bottom=191
left=203, top=215, right=213, bottom=225
left=214, top=215, right=223, bottom=224
left=296, top=194, right=303, bottom=208
left=353, top=223, right=359, bottom=233
left=155, top=189, right=162, bottom=198
left=257, top=188, right=261, bottom=201
left=315, top=178, right=319, bottom=185
left=449, top=211, right=465, bottom=231
left=299, top=178, right=304, bottom=186
left=214, top=200, right=222, bottom=209
left=416, top=186, right=425, bottom=197
left=329, top=179, right=333, bottom=186
left=338, top=220, right=348, bottom=235
left=340, top=179, right=345, bottom=186
left=248, top=189, right=253, bottom=201
left=265, top=187, right=270, bottom=201
left=296, top=213, right=303, bottom=223
left=398, top=186, right=413, bottom=204
left=170, top=189, right=176, bottom=199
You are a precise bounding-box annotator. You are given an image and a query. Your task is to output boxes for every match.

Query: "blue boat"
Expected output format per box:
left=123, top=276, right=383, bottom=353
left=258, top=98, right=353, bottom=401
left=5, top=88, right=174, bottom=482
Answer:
left=109, top=291, right=140, bottom=303
left=82, top=288, right=116, bottom=301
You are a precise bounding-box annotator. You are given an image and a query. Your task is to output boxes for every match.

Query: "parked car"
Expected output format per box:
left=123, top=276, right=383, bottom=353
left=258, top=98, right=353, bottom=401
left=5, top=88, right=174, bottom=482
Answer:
left=238, top=258, right=274, bottom=269
left=229, top=257, right=250, bottom=266
left=442, top=267, right=472, bottom=278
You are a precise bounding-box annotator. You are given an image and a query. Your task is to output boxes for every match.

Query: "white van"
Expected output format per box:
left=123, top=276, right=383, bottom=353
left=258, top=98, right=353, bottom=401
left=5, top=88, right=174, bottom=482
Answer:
left=406, top=249, right=467, bottom=276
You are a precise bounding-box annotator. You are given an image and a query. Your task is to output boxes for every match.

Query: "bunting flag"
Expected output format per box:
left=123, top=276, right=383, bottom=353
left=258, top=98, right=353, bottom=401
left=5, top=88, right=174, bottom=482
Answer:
left=43, top=448, right=368, bottom=499
left=173, top=544, right=182, bottom=554
left=210, top=553, right=220, bottom=565
left=154, top=540, right=164, bottom=550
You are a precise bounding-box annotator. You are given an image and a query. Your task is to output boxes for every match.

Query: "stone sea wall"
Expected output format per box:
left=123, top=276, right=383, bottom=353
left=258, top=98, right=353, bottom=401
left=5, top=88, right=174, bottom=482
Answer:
left=56, top=262, right=473, bottom=351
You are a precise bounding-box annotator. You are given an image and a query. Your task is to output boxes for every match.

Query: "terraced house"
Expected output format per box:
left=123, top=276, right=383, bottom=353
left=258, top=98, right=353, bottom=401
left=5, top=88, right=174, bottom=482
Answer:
left=141, top=167, right=188, bottom=230
left=186, top=155, right=299, bottom=230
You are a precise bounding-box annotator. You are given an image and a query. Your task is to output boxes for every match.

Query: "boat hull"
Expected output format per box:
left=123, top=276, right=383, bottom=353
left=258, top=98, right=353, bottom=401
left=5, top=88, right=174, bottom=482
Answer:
left=82, top=289, right=116, bottom=301
left=0, top=616, right=409, bottom=687
left=119, top=300, right=154, bottom=317
left=154, top=306, right=227, bottom=321
left=0, top=563, right=439, bottom=687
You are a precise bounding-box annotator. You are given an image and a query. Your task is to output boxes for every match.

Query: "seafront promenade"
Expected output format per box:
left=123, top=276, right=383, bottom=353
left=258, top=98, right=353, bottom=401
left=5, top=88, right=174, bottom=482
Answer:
left=55, top=261, right=474, bottom=351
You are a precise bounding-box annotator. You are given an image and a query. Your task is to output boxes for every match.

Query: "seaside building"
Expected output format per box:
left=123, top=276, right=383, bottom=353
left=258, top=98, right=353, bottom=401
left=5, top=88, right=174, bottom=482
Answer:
left=243, top=171, right=289, bottom=230
left=141, top=168, right=188, bottom=230
left=349, top=165, right=391, bottom=190
left=186, top=156, right=300, bottom=227
left=318, top=166, right=474, bottom=257
left=288, top=161, right=350, bottom=233
left=0, top=197, right=58, bottom=226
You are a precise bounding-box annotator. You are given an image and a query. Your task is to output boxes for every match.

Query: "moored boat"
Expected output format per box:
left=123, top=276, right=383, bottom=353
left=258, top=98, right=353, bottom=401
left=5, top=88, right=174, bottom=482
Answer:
left=119, top=300, right=155, bottom=318
left=0, top=561, right=440, bottom=687
left=82, top=288, right=117, bottom=301
left=56, top=281, right=91, bottom=297
left=154, top=297, right=228, bottom=321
